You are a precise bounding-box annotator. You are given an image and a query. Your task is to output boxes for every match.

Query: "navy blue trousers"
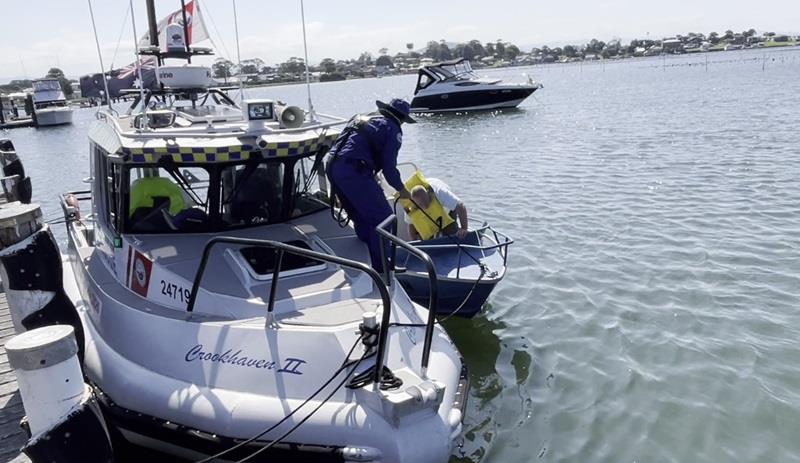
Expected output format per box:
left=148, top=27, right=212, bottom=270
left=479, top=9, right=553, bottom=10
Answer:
left=329, top=160, right=392, bottom=271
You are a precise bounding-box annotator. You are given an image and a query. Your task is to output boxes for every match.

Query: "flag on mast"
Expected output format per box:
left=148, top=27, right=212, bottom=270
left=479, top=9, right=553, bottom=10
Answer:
left=138, top=0, right=210, bottom=47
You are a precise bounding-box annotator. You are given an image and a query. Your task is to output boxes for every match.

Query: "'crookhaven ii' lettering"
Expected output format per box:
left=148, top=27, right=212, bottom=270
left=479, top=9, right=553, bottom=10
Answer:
left=184, top=344, right=306, bottom=375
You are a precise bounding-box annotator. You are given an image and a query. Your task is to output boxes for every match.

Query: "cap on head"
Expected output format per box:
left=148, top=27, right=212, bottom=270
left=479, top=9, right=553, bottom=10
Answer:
left=376, top=98, right=416, bottom=124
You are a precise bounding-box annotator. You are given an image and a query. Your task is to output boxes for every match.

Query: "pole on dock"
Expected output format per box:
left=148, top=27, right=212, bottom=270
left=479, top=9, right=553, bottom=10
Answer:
left=0, top=202, right=85, bottom=361
left=0, top=139, right=32, bottom=204
left=6, top=325, right=114, bottom=462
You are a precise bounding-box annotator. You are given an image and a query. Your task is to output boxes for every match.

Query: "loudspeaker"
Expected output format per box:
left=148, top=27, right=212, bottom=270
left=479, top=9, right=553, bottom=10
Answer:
left=275, top=104, right=305, bottom=129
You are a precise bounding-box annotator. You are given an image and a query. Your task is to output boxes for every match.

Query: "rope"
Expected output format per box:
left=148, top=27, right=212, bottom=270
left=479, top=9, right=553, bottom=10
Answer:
left=435, top=264, right=486, bottom=323
left=194, top=333, right=366, bottom=463
left=108, top=2, right=131, bottom=70
left=200, top=0, right=233, bottom=61
left=346, top=365, right=403, bottom=391
left=231, top=339, right=373, bottom=463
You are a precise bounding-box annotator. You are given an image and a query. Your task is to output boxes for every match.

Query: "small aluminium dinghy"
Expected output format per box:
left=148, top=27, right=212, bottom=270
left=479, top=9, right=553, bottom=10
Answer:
left=381, top=167, right=513, bottom=318
left=394, top=225, right=512, bottom=318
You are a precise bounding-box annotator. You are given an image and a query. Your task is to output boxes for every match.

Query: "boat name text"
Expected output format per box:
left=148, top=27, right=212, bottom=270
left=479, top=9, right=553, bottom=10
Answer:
left=185, top=344, right=306, bottom=375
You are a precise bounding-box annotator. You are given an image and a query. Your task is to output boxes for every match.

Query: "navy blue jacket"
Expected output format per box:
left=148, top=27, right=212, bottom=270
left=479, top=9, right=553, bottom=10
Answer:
left=332, top=115, right=404, bottom=191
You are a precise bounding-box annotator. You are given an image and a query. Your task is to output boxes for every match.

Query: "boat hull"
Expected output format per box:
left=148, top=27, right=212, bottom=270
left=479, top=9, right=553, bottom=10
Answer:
left=61, top=237, right=467, bottom=463
left=396, top=273, right=497, bottom=318
left=410, top=86, right=536, bottom=113
left=36, top=107, right=74, bottom=126
left=392, top=231, right=509, bottom=318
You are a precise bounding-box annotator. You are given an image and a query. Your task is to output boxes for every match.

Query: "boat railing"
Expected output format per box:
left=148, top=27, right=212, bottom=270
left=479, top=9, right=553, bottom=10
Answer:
left=407, top=223, right=514, bottom=279
left=186, top=236, right=393, bottom=385
left=376, top=214, right=439, bottom=376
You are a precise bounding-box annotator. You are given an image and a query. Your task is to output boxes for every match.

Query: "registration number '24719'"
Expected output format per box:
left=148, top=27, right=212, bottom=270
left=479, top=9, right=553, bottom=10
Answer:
left=160, top=280, right=192, bottom=303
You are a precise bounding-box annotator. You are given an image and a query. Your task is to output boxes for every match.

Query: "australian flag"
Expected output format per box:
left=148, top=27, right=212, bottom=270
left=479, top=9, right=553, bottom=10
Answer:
left=80, top=56, right=157, bottom=100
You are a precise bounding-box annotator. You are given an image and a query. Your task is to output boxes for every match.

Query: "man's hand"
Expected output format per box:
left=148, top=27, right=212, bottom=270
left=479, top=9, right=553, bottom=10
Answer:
left=398, top=188, right=410, bottom=200
left=456, top=227, right=469, bottom=239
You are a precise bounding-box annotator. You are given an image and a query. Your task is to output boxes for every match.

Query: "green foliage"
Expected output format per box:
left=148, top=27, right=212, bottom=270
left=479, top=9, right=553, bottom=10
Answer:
left=375, top=55, right=393, bottom=67
left=212, top=58, right=234, bottom=80
left=44, top=68, right=73, bottom=98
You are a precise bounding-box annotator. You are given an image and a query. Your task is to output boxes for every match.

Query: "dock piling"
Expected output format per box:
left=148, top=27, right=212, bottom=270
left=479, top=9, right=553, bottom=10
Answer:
left=6, top=325, right=114, bottom=462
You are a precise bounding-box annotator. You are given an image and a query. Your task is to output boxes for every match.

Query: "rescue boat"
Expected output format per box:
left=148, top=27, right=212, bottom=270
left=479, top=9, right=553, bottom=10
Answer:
left=55, top=3, right=468, bottom=461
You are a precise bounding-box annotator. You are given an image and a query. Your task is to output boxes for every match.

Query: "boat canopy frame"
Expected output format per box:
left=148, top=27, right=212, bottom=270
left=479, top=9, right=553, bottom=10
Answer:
left=414, top=58, right=479, bottom=93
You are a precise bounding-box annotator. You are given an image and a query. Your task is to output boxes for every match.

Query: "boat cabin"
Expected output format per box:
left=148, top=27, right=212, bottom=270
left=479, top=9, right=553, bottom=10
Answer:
left=32, top=79, right=69, bottom=109
left=91, top=137, right=332, bottom=236
left=88, top=93, right=337, bottom=240
left=414, top=58, right=481, bottom=94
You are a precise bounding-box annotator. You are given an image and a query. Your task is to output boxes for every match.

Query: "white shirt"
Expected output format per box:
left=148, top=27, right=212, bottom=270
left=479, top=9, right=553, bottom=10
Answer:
left=403, top=178, right=461, bottom=224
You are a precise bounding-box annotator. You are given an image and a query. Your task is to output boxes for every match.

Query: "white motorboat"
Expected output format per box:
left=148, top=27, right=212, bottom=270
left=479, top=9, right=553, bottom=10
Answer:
left=31, top=79, right=73, bottom=126
left=410, top=58, right=542, bottom=113
left=54, top=3, right=469, bottom=462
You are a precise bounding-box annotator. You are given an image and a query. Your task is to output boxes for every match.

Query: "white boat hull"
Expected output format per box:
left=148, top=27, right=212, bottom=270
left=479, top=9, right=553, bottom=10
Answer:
left=61, top=225, right=466, bottom=463
left=35, top=107, right=73, bottom=126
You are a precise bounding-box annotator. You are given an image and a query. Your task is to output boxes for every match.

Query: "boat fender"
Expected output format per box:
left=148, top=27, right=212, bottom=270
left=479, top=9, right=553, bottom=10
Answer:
left=0, top=224, right=85, bottom=363
left=6, top=326, right=114, bottom=463
left=399, top=171, right=455, bottom=241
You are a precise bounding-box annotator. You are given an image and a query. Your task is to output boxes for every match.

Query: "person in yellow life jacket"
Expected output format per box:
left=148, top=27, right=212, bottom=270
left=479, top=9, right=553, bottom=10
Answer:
left=405, top=178, right=469, bottom=241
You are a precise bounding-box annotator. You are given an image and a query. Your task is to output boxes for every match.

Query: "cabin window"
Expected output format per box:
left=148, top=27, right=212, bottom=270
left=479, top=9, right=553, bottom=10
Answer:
left=93, top=145, right=114, bottom=232
left=126, top=166, right=212, bottom=233
left=106, top=163, right=123, bottom=232
left=220, top=162, right=285, bottom=227
left=291, top=157, right=329, bottom=218
left=418, top=74, right=434, bottom=89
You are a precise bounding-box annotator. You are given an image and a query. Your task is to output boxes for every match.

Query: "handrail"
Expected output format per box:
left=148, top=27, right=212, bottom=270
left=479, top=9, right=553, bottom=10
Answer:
left=185, top=236, right=392, bottom=385
left=376, top=214, right=438, bottom=377
left=399, top=224, right=514, bottom=278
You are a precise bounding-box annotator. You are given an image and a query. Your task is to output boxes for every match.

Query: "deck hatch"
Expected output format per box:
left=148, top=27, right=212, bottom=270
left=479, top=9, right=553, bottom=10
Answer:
left=240, top=240, right=326, bottom=277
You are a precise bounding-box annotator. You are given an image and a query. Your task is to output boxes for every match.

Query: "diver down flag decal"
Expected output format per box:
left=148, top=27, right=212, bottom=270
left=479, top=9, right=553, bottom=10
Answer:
left=129, top=250, right=153, bottom=297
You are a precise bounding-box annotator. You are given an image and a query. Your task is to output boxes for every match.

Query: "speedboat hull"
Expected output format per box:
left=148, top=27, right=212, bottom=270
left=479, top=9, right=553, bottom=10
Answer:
left=411, top=86, right=537, bottom=113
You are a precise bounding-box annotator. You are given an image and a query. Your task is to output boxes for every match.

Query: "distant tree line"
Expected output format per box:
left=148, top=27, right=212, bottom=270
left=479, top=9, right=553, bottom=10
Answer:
left=1, top=68, right=75, bottom=97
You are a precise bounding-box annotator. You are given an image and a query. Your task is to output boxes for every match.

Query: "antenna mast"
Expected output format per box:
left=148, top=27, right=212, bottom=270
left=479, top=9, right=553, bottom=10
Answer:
left=87, top=0, right=113, bottom=110
left=300, top=0, right=316, bottom=121
left=232, top=0, right=244, bottom=103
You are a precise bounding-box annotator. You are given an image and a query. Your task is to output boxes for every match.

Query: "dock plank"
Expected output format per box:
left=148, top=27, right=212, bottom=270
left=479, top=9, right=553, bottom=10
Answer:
left=0, top=293, right=29, bottom=463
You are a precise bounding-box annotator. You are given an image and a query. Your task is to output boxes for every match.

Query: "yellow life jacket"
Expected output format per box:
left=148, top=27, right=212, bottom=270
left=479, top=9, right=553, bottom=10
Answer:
left=129, top=177, right=186, bottom=217
left=399, top=171, right=455, bottom=241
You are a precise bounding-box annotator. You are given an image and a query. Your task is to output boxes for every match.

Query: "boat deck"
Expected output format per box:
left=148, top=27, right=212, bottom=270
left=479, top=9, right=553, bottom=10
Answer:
left=0, top=292, right=30, bottom=463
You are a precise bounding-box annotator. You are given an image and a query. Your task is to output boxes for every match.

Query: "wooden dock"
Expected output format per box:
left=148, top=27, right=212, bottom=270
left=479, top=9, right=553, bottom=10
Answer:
left=0, top=291, right=30, bottom=463
left=0, top=119, right=34, bottom=130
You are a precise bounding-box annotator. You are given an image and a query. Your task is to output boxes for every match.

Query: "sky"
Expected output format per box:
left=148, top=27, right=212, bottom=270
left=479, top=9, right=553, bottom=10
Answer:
left=1, top=0, right=798, bottom=81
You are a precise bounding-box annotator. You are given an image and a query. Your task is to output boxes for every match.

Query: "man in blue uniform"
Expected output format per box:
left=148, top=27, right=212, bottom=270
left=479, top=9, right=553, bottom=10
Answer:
left=327, top=98, right=415, bottom=271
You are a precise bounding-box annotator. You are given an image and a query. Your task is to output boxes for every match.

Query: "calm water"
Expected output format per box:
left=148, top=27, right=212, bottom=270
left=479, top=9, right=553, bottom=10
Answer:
left=5, top=48, right=800, bottom=462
